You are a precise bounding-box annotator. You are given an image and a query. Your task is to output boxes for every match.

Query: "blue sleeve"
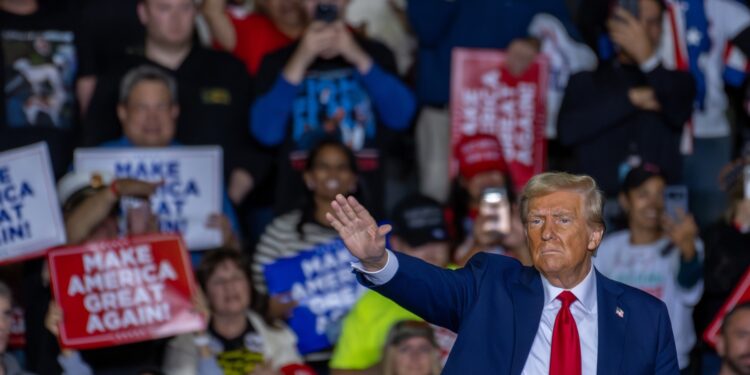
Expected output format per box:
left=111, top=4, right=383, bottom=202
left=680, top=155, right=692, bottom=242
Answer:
left=58, top=352, right=94, bottom=375
left=222, top=193, right=241, bottom=236
left=250, top=76, right=300, bottom=146
left=407, top=0, right=459, bottom=47
left=361, top=252, right=490, bottom=332
left=356, top=64, right=416, bottom=131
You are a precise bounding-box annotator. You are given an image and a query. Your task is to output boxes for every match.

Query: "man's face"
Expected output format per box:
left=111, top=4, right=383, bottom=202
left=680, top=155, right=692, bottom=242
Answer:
left=138, top=0, right=196, bottom=47
left=392, top=337, right=436, bottom=375
left=525, top=191, right=602, bottom=281
left=0, top=296, right=11, bottom=353
left=719, top=309, right=750, bottom=375
left=620, top=176, right=665, bottom=231
left=118, top=80, right=178, bottom=147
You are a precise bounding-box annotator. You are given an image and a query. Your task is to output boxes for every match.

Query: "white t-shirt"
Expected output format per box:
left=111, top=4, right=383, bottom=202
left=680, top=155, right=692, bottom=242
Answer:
left=660, top=0, right=750, bottom=138
left=593, top=230, right=704, bottom=369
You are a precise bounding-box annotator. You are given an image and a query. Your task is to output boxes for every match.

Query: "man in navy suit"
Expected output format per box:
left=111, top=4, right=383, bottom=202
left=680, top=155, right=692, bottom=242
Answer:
left=327, top=172, right=679, bottom=374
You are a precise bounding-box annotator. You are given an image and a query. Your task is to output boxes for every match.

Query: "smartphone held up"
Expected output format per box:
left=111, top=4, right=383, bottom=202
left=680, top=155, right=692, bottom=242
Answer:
left=480, top=188, right=511, bottom=235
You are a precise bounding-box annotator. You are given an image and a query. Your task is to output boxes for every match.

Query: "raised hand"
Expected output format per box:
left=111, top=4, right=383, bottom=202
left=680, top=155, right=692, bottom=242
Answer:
left=326, top=194, right=391, bottom=271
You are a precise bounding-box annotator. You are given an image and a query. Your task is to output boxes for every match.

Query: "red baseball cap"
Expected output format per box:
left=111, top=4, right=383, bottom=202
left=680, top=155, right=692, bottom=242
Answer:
left=454, top=134, right=508, bottom=180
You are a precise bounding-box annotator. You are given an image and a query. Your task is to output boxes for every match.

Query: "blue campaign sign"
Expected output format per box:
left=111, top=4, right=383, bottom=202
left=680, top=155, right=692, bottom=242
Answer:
left=263, top=238, right=364, bottom=354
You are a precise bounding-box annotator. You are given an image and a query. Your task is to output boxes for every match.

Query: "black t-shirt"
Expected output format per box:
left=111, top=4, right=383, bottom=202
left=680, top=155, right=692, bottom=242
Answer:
left=74, top=0, right=144, bottom=78
left=209, top=318, right=266, bottom=375
left=0, top=8, right=81, bottom=178
left=254, top=36, right=401, bottom=219
left=83, top=45, right=272, bottom=186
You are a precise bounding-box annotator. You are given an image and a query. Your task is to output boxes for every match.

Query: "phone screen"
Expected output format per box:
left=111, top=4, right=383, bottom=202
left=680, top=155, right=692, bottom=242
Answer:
left=480, top=188, right=511, bottom=235
left=664, top=185, right=689, bottom=220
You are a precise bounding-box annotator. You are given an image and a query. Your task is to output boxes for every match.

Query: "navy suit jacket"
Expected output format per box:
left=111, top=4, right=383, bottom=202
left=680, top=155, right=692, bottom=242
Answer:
left=364, top=252, right=679, bottom=374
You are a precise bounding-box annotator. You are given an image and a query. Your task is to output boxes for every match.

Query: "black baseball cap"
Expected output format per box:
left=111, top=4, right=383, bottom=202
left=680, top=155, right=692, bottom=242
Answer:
left=390, top=194, right=449, bottom=247
left=621, top=163, right=665, bottom=193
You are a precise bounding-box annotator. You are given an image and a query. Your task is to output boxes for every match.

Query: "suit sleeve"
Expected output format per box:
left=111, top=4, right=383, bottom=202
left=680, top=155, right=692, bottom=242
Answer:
left=654, top=302, right=680, bottom=374
left=361, top=252, right=491, bottom=332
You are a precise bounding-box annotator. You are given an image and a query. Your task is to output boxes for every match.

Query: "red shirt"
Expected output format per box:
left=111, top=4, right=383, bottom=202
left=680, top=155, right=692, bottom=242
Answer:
left=229, top=12, right=294, bottom=75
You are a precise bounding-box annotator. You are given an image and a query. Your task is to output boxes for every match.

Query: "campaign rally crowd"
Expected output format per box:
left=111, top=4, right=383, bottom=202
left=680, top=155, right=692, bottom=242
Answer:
left=1, top=0, right=750, bottom=374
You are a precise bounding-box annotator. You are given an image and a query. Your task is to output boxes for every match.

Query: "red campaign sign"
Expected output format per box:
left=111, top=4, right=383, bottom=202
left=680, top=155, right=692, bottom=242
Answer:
left=703, top=266, right=750, bottom=348
left=450, top=48, right=548, bottom=192
left=48, top=234, right=205, bottom=350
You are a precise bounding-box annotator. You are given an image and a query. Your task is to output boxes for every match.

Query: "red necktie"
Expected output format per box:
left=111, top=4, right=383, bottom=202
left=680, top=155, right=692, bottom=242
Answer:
left=550, top=291, right=582, bottom=375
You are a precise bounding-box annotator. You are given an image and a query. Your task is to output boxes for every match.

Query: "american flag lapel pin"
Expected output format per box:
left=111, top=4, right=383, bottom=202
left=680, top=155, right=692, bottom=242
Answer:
left=615, top=307, right=624, bottom=318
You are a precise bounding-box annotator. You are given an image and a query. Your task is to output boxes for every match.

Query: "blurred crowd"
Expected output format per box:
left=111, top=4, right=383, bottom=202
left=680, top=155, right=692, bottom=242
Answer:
left=1, top=0, right=750, bottom=374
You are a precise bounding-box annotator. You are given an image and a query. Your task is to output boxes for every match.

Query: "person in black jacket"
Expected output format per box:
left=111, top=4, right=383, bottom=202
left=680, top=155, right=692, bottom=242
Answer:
left=557, top=0, right=695, bottom=198
left=83, top=0, right=270, bottom=211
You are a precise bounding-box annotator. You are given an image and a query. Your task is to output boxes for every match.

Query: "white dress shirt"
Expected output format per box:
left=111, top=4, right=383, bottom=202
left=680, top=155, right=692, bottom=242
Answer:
left=521, top=264, right=598, bottom=375
left=354, top=250, right=600, bottom=374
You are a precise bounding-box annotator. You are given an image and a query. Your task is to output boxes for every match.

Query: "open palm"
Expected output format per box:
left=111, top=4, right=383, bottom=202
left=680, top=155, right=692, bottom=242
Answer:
left=326, top=194, right=391, bottom=270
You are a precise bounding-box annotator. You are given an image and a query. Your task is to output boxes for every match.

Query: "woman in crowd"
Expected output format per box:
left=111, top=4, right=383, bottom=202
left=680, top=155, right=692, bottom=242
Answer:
left=252, top=138, right=361, bottom=370
left=163, top=248, right=307, bottom=375
left=381, top=321, right=441, bottom=375
left=201, top=0, right=306, bottom=75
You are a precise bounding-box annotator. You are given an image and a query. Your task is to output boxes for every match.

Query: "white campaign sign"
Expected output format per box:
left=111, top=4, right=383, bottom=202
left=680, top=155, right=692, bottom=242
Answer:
left=74, top=147, right=223, bottom=250
left=0, top=142, right=66, bottom=263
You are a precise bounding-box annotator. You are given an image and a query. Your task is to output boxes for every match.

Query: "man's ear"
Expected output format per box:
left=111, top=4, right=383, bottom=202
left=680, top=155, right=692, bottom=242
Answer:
left=587, top=224, right=604, bottom=251
left=716, top=334, right=727, bottom=357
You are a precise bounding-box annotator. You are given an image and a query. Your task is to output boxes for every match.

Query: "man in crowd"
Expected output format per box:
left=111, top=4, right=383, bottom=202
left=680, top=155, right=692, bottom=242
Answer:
left=594, top=164, right=703, bottom=371
left=0, top=0, right=81, bottom=178
left=84, top=0, right=267, bottom=209
left=327, top=172, right=678, bottom=373
left=716, top=303, right=750, bottom=375
left=250, top=0, right=416, bottom=219
left=100, top=64, right=240, bottom=251
left=558, top=0, right=695, bottom=199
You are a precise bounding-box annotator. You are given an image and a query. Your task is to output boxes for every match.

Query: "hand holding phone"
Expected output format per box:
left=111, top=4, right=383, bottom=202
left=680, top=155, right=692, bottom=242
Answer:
left=479, top=188, right=511, bottom=235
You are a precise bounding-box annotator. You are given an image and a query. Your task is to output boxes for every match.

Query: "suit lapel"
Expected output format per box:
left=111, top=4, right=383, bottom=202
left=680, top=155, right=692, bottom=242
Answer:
left=509, top=267, right=545, bottom=375
left=596, top=270, right=627, bottom=375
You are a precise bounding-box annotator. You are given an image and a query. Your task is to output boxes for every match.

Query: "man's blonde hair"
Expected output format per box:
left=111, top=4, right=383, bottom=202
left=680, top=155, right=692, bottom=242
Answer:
left=520, top=172, right=605, bottom=229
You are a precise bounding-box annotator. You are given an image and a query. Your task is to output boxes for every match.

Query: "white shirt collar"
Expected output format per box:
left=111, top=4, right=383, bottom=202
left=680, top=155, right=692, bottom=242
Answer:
left=540, top=263, right=598, bottom=314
